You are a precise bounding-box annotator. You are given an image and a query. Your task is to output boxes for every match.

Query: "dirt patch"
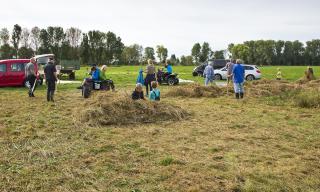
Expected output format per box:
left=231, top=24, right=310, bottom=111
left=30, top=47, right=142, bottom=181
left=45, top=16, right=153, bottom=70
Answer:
left=166, top=84, right=229, bottom=98
left=77, top=92, right=189, bottom=126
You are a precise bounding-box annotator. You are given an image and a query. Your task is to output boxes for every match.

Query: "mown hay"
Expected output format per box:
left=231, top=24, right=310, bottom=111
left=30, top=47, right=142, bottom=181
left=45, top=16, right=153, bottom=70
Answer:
left=294, top=91, right=320, bottom=108
left=166, top=84, right=228, bottom=98
left=78, top=92, right=189, bottom=126
left=245, top=80, right=299, bottom=97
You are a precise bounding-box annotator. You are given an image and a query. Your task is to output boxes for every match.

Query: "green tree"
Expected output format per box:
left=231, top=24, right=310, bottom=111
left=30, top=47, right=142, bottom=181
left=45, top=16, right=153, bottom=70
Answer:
left=213, top=50, right=225, bottom=59
left=144, top=47, right=155, bottom=61
left=156, top=45, right=168, bottom=62
left=30, top=27, right=41, bottom=54
left=0, top=44, right=15, bottom=59
left=39, top=29, right=50, bottom=54
left=199, top=42, right=211, bottom=63
left=191, top=43, right=201, bottom=63
left=80, top=33, right=90, bottom=64
left=11, top=24, right=22, bottom=58
left=180, top=55, right=194, bottom=66
left=121, top=44, right=143, bottom=65
left=19, top=46, right=34, bottom=58
left=305, top=39, right=320, bottom=66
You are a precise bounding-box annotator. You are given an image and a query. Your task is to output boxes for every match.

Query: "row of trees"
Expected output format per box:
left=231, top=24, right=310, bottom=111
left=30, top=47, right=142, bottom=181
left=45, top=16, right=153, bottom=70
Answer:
left=228, top=40, right=320, bottom=66
left=1, top=24, right=319, bottom=66
left=0, top=25, right=175, bottom=65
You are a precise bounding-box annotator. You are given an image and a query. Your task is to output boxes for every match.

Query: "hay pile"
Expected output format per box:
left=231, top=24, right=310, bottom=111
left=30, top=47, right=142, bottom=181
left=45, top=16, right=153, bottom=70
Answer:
left=245, top=79, right=299, bottom=97
left=78, top=93, right=189, bottom=126
left=166, top=84, right=228, bottom=98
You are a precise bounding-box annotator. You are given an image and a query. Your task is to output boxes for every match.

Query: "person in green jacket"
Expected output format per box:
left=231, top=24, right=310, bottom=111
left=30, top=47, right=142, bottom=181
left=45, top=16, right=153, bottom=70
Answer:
left=100, top=65, right=115, bottom=91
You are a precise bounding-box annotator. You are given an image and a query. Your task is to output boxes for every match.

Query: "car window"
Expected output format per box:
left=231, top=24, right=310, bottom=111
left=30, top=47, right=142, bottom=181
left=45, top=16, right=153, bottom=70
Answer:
left=11, top=63, right=26, bottom=72
left=244, top=66, right=254, bottom=70
left=0, top=64, right=6, bottom=72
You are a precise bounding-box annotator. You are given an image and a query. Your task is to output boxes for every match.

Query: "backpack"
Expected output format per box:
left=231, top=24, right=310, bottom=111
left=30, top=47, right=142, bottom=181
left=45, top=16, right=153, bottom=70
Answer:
left=151, top=90, right=160, bottom=101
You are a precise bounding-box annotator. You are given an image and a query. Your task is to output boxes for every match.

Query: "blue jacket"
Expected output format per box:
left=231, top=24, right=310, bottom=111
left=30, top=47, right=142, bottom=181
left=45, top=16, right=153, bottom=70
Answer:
left=232, top=64, right=245, bottom=83
left=204, top=65, right=214, bottom=78
left=92, top=69, right=100, bottom=80
left=149, top=89, right=160, bottom=101
left=166, top=65, right=173, bottom=73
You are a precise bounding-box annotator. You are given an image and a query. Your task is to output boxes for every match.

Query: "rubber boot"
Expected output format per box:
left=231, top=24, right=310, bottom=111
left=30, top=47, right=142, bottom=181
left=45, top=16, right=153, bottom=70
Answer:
left=235, top=93, right=240, bottom=99
left=240, top=93, right=244, bottom=99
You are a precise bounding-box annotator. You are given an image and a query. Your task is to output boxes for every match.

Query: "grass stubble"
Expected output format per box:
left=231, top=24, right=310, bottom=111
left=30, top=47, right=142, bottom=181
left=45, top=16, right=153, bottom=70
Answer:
left=0, top=80, right=320, bottom=191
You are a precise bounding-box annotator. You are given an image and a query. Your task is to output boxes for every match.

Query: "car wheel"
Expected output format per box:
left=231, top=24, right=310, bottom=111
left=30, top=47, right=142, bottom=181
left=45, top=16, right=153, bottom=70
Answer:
left=192, top=72, right=198, bottom=77
left=214, top=74, right=222, bottom=81
left=174, top=78, right=179, bottom=85
left=168, top=77, right=175, bottom=86
left=246, top=75, right=255, bottom=81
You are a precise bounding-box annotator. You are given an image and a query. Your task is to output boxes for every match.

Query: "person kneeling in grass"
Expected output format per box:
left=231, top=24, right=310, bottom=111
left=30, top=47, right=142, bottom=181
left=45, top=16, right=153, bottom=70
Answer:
left=149, top=81, right=160, bottom=101
left=132, top=83, right=145, bottom=100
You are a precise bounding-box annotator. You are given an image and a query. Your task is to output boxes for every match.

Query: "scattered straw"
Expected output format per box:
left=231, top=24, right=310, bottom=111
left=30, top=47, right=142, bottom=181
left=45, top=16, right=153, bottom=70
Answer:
left=77, top=92, right=189, bottom=126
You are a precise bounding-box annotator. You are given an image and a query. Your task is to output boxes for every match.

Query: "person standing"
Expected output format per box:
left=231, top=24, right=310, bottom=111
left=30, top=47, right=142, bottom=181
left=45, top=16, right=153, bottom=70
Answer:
left=276, top=68, right=282, bottom=80
left=203, top=63, right=214, bottom=86
left=232, top=59, right=245, bottom=99
left=226, top=59, right=235, bottom=82
left=44, top=58, right=58, bottom=102
left=25, top=58, right=37, bottom=97
left=144, top=59, right=156, bottom=96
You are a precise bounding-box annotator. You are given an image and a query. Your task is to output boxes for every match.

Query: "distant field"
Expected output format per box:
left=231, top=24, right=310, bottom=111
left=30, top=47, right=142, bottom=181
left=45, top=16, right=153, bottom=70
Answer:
left=71, top=65, right=319, bottom=86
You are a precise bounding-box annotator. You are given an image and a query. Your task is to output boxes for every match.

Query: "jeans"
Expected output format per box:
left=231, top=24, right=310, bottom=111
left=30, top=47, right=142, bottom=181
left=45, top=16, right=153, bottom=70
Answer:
left=234, top=83, right=244, bottom=93
left=205, top=76, right=214, bottom=86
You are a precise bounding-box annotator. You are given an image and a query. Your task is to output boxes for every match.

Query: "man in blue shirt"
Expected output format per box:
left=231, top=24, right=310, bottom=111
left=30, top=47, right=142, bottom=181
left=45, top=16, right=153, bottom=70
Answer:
left=165, top=62, right=173, bottom=74
left=203, top=63, right=214, bottom=86
left=232, top=59, right=245, bottom=99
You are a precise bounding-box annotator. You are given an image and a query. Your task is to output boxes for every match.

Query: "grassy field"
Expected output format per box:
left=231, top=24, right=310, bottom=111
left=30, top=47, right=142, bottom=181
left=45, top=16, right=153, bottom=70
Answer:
left=71, top=65, right=320, bottom=86
left=0, top=66, right=320, bottom=191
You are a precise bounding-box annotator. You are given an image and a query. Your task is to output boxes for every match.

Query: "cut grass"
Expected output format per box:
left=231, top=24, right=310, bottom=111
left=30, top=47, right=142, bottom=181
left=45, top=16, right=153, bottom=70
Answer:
left=1, top=78, right=320, bottom=191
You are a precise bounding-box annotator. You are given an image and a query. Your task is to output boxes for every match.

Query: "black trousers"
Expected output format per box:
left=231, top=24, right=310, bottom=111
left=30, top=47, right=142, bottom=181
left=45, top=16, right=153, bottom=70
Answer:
left=46, top=80, right=56, bottom=102
left=27, top=75, right=37, bottom=97
left=145, top=74, right=155, bottom=95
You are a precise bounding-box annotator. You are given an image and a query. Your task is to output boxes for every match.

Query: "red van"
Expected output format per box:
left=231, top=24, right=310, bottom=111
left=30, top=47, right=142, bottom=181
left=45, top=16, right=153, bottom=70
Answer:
left=0, top=59, right=39, bottom=87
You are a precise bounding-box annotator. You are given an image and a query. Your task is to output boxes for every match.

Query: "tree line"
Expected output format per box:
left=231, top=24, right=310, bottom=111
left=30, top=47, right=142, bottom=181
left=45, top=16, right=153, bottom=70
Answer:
left=0, top=24, right=319, bottom=66
left=228, top=40, right=320, bottom=66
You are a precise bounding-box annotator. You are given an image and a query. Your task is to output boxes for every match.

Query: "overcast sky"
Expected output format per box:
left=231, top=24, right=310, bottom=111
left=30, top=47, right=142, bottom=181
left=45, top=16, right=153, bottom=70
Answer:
left=1, top=0, right=319, bottom=56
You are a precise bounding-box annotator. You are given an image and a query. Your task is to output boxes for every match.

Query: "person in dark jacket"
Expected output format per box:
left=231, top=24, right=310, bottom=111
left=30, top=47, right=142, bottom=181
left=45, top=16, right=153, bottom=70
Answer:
left=132, top=83, right=145, bottom=100
left=44, top=58, right=58, bottom=102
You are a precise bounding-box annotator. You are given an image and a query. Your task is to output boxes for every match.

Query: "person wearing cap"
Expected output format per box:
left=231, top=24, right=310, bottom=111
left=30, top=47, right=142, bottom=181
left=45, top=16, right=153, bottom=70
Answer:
left=100, top=65, right=115, bottom=91
left=203, top=62, right=215, bottom=86
left=44, top=58, right=58, bottom=102
left=25, top=57, right=37, bottom=97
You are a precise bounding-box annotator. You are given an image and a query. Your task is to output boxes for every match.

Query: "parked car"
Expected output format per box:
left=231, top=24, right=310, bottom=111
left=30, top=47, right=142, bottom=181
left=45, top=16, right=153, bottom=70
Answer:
left=214, top=64, right=261, bottom=81
left=193, top=59, right=230, bottom=77
left=0, top=59, right=39, bottom=87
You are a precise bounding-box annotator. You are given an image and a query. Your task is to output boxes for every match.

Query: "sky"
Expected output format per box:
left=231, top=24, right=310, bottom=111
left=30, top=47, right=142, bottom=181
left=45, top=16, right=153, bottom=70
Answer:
left=1, top=0, right=320, bottom=57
